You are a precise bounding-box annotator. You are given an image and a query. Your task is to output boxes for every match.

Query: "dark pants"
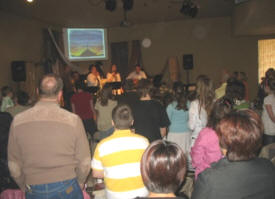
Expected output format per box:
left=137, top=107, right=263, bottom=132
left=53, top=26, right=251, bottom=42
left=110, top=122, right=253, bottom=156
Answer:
left=25, top=178, right=83, bottom=199
left=82, top=118, right=97, bottom=137
left=263, top=134, right=275, bottom=146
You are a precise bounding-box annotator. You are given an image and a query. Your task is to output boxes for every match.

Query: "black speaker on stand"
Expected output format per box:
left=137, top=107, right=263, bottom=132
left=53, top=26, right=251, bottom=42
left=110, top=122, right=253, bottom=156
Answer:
left=183, top=54, right=193, bottom=84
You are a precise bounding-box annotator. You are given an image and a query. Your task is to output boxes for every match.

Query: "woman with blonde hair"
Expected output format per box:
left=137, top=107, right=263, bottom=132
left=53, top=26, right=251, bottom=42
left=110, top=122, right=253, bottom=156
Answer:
left=189, top=75, right=215, bottom=147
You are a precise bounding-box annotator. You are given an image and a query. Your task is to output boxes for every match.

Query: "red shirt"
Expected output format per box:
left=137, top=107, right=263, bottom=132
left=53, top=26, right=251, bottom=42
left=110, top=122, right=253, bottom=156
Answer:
left=71, top=91, right=94, bottom=120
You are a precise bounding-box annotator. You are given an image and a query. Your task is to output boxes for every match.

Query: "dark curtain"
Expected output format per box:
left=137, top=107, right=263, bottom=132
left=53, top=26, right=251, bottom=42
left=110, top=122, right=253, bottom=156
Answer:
left=129, top=40, right=144, bottom=72
left=111, top=42, right=129, bottom=79
left=41, top=29, right=63, bottom=74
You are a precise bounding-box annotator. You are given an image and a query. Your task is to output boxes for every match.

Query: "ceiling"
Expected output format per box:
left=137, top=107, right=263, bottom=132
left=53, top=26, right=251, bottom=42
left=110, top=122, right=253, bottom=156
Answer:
left=0, top=0, right=235, bottom=27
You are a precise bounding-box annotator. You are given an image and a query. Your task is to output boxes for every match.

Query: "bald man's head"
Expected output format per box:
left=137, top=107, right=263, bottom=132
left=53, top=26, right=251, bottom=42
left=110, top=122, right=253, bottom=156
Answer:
left=39, top=74, right=63, bottom=98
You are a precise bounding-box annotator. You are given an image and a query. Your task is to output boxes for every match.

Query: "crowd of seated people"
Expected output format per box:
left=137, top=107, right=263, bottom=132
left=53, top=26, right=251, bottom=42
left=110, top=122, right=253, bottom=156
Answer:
left=0, top=66, right=275, bottom=199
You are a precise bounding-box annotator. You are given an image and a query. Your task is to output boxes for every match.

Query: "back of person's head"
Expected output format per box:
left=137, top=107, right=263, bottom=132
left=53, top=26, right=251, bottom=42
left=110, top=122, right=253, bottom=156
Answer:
left=207, top=97, right=233, bottom=129
left=75, top=80, right=86, bottom=91
left=265, top=68, right=275, bottom=79
left=1, top=86, right=12, bottom=97
left=99, top=84, right=113, bottom=106
left=162, top=92, right=174, bottom=108
left=225, top=78, right=245, bottom=101
left=112, top=104, right=133, bottom=129
left=39, top=74, right=63, bottom=98
left=17, top=91, right=29, bottom=106
left=137, top=79, right=154, bottom=98
left=216, top=109, right=263, bottom=161
left=195, top=75, right=215, bottom=114
left=141, top=140, right=186, bottom=194
left=176, top=91, right=188, bottom=111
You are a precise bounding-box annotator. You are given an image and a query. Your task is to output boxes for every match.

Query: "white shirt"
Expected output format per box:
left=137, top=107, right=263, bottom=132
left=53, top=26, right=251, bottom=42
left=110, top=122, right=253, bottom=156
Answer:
left=107, top=72, right=121, bottom=82
left=126, top=71, right=147, bottom=80
left=262, top=94, right=275, bottom=135
left=188, top=100, right=208, bottom=140
left=87, top=73, right=101, bottom=87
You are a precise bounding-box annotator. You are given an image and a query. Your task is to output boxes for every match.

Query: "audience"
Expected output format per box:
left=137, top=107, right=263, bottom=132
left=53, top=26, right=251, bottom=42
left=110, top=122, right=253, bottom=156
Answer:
left=91, top=104, right=149, bottom=199
left=71, top=81, right=97, bottom=138
left=117, top=79, right=139, bottom=111
left=192, top=109, right=275, bottom=199
left=95, top=84, right=117, bottom=139
left=1, top=86, right=14, bottom=112
left=6, top=91, right=31, bottom=117
left=191, top=97, right=233, bottom=179
left=0, top=111, right=18, bottom=193
left=225, top=77, right=249, bottom=110
left=262, top=77, right=275, bottom=145
left=166, top=86, right=190, bottom=154
left=1, top=66, right=275, bottom=199
left=133, top=79, right=170, bottom=142
left=137, top=140, right=187, bottom=199
left=215, top=69, right=230, bottom=99
left=189, top=75, right=215, bottom=147
left=8, top=74, right=91, bottom=199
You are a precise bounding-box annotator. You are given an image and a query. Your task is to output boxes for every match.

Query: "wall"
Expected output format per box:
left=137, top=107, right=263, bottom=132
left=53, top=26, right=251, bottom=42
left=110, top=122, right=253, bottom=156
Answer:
left=107, top=17, right=261, bottom=99
left=0, top=12, right=269, bottom=99
left=0, top=11, right=46, bottom=89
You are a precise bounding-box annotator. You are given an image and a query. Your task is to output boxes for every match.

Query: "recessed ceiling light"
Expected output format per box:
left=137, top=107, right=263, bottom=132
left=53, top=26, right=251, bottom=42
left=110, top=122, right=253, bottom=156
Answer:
left=26, top=0, right=34, bottom=3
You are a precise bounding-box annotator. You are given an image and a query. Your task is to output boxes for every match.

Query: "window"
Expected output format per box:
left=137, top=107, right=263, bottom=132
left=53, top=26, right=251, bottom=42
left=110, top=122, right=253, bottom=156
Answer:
left=258, top=39, right=275, bottom=82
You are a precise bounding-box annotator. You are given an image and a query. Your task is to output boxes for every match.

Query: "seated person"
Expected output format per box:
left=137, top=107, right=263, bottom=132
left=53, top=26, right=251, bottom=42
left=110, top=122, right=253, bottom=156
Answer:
left=87, top=64, right=101, bottom=87
left=127, top=65, right=147, bottom=81
left=6, top=91, right=31, bottom=117
left=192, top=110, right=275, bottom=199
left=137, top=140, right=188, bottom=199
left=91, top=104, right=149, bottom=199
left=107, top=64, right=122, bottom=95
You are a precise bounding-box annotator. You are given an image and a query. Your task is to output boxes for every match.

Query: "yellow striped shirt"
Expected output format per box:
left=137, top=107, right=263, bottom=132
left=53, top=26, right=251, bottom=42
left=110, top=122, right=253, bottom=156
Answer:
left=91, top=129, right=149, bottom=199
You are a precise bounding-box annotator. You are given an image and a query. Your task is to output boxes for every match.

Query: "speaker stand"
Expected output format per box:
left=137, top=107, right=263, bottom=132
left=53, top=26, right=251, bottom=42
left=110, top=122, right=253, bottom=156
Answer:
left=185, top=69, right=190, bottom=84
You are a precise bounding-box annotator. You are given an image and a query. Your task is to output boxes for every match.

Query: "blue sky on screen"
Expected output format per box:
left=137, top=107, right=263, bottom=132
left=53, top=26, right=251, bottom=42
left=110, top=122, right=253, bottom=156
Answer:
left=69, top=29, right=103, bottom=47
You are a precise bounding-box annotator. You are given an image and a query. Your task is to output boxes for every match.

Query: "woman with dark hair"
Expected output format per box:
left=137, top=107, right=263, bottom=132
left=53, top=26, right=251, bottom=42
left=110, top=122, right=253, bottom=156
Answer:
left=137, top=140, right=188, bottom=199
left=225, top=78, right=249, bottom=110
left=95, top=84, right=117, bottom=139
left=192, top=109, right=275, bottom=199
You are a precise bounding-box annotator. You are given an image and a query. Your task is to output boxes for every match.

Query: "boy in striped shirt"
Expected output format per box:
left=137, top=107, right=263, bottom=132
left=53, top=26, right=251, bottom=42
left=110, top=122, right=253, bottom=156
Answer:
left=91, top=104, right=149, bottom=199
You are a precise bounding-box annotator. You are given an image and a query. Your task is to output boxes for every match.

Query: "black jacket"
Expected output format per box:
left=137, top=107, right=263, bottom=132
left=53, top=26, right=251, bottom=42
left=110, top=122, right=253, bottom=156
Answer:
left=192, top=157, right=275, bottom=199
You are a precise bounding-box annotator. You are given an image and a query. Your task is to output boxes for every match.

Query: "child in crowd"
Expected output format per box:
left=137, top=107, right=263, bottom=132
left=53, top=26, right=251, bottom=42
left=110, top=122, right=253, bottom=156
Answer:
left=191, top=97, right=233, bottom=179
left=166, top=87, right=190, bottom=154
left=262, top=78, right=275, bottom=146
left=189, top=75, right=215, bottom=147
left=1, top=86, right=14, bottom=112
left=71, top=81, right=97, bottom=138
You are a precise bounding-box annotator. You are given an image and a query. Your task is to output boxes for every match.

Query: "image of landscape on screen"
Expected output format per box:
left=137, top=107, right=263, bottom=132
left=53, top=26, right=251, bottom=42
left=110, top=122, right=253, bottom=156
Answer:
left=68, top=29, right=106, bottom=59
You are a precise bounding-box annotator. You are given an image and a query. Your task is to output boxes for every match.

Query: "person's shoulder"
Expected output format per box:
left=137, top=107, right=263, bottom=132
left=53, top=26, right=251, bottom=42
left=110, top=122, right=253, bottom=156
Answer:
left=13, top=102, right=79, bottom=127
